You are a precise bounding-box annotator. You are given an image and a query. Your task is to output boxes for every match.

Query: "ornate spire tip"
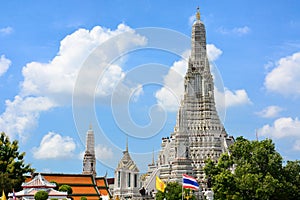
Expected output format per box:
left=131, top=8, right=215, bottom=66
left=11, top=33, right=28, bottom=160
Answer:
left=126, top=136, right=128, bottom=152
left=196, top=7, right=200, bottom=20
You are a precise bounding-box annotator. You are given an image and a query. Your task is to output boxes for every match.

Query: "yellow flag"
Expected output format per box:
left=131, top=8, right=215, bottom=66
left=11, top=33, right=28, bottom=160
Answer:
left=2, top=190, right=6, bottom=200
left=156, top=176, right=166, bottom=192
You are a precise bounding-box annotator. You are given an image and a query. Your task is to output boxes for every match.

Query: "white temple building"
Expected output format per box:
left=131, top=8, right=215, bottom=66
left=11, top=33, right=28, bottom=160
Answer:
left=113, top=140, right=141, bottom=200
left=143, top=7, right=234, bottom=192
left=8, top=174, right=68, bottom=200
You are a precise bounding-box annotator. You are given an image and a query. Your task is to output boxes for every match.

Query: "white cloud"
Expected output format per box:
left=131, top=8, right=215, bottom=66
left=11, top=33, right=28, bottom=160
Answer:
left=258, top=117, right=300, bottom=151
left=0, top=55, right=11, bottom=76
left=0, top=96, right=55, bottom=140
left=155, top=86, right=182, bottom=112
left=293, top=140, right=300, bottom=151
left=96, top=64, right=125, bottom=97
left=0, top=26, right=13, bottom=35
left=131, top=84, right=144, bottom=102
left=189, top=15, right=196, bottom=26
left=155, top=51, right=188, bottom=112
left=21, top=24, right=146, bottom=102
left=79, top=144, right=114, bottom=161
left=256, top=106, right=283, bottom=118
left=213, top=87, right=251, bottom=116
left=32, top=132, right=76, bottom=159
left=264, top=52, right=300, bottom=97
left=95, top=144, right=114, bottom=160
left=264, top=61, right=274, bottom=71
left=223, top=88, right=252, bottom=108
left=232, top=26, right=250, bottom=35
left=0, top=24, right=146, bottom=139
left=258, top=117, right=300, bottom=139
left=218, top=26, right=250, bottom=36
left=41, top=168, right=52, bottom=173
left=207, top=44, right=223, bottom=62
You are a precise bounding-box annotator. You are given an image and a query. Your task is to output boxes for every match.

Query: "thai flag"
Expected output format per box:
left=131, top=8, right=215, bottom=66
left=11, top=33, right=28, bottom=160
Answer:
left=182, top=174, right=199, bottom=190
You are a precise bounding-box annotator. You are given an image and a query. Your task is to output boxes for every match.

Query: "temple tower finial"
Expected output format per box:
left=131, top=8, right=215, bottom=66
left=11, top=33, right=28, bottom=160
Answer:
left=126, top=135, right=128, bottom=152
left=196, top=7, right=200, bottom=20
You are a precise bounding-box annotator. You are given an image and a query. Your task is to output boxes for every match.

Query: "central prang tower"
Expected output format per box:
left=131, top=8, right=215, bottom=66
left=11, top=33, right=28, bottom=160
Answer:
left=82, top=125, right=96, bottom=177
left=144, top=8, right=234, bottom=189
left=172, top=7, right=234, bottom=181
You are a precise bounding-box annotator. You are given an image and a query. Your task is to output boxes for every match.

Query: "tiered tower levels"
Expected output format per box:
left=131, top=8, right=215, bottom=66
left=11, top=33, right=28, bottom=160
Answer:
left=145, top=8, right=234, bottom=188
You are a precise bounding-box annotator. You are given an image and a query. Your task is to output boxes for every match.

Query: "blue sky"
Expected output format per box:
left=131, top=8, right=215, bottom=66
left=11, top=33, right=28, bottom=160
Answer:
left=0, top=0, right=300, bottom=177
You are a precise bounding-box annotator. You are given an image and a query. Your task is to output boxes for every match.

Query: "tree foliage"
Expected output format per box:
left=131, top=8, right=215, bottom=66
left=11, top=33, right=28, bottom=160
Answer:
left=50, top=181, right=59, bottom=190
left=0, top=132, right=34, bottom=192
left=156, top=182, right=197, bottom=200
left=204, top=137, right=300, bottom=200
left=58, top=184, right=73, bottom=195
left=34, top=190, right=48, bottom=200
left=156, top=182, right=181, bottom=200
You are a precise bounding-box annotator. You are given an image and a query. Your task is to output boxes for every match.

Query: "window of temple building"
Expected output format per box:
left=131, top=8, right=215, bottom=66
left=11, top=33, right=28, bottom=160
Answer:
left=128, top=173, right=131, bottom=187
left=118, top=171, right=121, bottom=187
left=134, top=174, right=138, bottom=187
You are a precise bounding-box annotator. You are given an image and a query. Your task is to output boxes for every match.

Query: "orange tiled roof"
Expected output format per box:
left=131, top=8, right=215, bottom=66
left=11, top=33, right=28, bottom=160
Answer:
left=95, top=177, right=110, bottom=196
left=73, top=196, right=100, bottom=200
left=42, top=174, right=94, bottom=185
left=99, top=188, right=108, bottom=196
left=26, top=173, right=112, bottom=200
left=71, top=186, right=98, bottom=194
left=95, top=178, right=105, bottom=186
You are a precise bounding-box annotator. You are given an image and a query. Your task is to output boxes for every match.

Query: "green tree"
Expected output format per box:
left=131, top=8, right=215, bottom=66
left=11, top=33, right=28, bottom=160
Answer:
left=156, top=182, right=182, bottom=200
left=0, top=132, right=34, bottom=192
left=204, top=137, right=300, bottom=200
left=281, top=160, right=300, bottom=199
left=156, top=182, right=197, bottom=200
left=34, top=190, right=48, bottom=200
left=80, top=196, right=87, bottom=200
left=50, top=181, right=59, bottom=190
left=59, top=184, right=73, bottom=195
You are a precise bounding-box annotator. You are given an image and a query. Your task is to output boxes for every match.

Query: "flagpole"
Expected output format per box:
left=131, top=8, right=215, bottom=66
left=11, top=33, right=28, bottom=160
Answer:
left=182, top=176, right=184, bottom=200
left=182, top=184, right=184, bottom=200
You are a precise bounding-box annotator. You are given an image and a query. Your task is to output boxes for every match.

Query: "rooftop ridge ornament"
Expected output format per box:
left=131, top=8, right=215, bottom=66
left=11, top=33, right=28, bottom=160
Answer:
left=126, top=136, right=128, bottom=152
left=196, top=7, right=200, bottom=20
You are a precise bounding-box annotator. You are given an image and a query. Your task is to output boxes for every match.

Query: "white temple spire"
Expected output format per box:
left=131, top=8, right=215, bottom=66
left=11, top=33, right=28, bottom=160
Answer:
left=151, top=6, right=234, bottom=185
left=82, top=125, right=96, bottom=177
